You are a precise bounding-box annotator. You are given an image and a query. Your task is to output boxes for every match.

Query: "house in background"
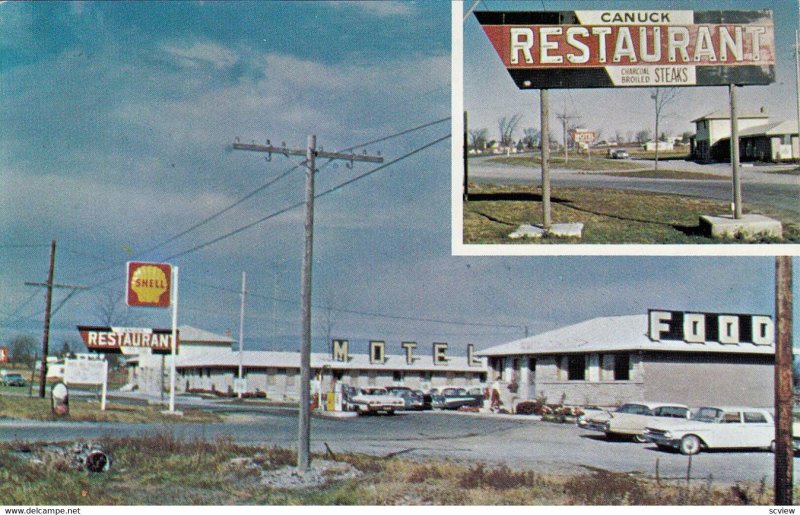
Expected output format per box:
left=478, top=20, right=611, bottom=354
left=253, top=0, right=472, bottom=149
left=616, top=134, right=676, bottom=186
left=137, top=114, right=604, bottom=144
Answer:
left=691, top=107, right=799, bottom=162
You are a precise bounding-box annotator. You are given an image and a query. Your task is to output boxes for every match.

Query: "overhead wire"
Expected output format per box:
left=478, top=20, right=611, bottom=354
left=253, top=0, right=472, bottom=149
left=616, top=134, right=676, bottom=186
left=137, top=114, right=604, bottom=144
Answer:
left=163, top=133, right=451, bottom=261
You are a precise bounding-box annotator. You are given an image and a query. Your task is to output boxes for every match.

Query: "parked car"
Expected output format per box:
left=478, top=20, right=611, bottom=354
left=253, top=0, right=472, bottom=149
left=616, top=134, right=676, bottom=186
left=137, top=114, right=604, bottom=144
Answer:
left=431, top=387, right=484, bottom=410
left=579, top=402, right=690, bottom=442
left=350, top=387, right=405, bottom=415
left=0, top=373, right=27, bottom=387
left=608, top=148, right=630, bottom=159
left=643, top=406, right=775, bottom=455
left=387, top=388, right=425, bottom=411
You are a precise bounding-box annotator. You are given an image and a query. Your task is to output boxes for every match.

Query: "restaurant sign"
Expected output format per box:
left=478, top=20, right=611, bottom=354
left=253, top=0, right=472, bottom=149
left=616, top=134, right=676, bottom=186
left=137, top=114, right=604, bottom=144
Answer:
left=475, top=10, right=775, bottom=89
left=78, top=326, right=179, bottom=354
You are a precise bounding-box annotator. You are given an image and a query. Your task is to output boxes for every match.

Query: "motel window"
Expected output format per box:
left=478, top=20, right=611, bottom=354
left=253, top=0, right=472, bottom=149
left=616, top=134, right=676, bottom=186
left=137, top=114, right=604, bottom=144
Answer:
left=286, top=369, right=296, bottom=386
left=393, top=370, right=403, bottom=382
left=367, top=370, right=377, bottom=386
left=422, top=371, right=432, bottom=381
left=333, top=370, right=344, bottom=381
left=567, top=355, right=585, bottom=381
left=446, top=372, right=455, bottom=385
left=267, top=369, right=276, bottom=385
left=614, top=354, right=630, bottom=381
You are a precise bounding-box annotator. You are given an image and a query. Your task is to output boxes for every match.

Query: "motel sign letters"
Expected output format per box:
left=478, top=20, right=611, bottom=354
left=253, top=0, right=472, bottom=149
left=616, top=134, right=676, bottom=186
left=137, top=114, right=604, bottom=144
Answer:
left=476, top=10, right=775, bottom=89
left=331, top=339, right=483, bottom=367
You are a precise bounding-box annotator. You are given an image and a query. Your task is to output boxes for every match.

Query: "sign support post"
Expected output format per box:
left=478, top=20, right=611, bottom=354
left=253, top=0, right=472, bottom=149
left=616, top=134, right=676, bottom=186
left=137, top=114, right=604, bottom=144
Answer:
left=730, top=84, right=743, bottom=219
left=169, top=266, right=179, bottom=414
left=541, top=89, right=551, bottom=230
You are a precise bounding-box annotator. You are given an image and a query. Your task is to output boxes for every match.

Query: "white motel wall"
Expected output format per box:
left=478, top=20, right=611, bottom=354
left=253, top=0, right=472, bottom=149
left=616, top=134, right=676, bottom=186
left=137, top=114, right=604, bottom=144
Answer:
left=123, top=310, right=776, bottom=410
left=478, top=311, right=776, bottom=410
left=125, top=327, right=489, bottom=400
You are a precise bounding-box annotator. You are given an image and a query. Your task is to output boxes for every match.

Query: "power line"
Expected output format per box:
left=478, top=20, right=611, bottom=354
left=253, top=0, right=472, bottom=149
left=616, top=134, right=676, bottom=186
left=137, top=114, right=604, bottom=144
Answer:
left=163, top=133, right=450, bottom=261
left=67, top=117, right=450, bottom=285
left=182, top=277, right=524, bottom=332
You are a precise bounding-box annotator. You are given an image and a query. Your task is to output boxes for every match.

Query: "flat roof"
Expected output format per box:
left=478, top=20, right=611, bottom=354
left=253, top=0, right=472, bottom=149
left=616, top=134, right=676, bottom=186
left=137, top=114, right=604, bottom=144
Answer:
left=478, top=315, right=774, bottom=357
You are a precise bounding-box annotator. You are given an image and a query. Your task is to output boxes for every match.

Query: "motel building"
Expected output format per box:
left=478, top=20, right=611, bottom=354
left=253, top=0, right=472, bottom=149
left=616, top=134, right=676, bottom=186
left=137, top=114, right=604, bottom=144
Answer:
left=121, top=327, right=489, bottom=399
left=478, top=309, right=776, bottom=411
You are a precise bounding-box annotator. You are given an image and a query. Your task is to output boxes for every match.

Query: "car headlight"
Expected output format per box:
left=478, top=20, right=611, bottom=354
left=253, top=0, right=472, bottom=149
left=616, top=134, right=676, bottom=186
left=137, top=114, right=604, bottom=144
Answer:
left=663, top=431, right=672, bottom=438
left=602, top=422, right=610, bottom=431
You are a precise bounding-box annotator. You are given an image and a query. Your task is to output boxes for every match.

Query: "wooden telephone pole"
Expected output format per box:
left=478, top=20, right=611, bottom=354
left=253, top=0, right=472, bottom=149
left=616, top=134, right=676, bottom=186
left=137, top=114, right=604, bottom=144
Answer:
left=233, top=137, right=382, bottom=471
left=25, top=240, right=86, bottom=398
left=774, top=256, right=794, bottom=505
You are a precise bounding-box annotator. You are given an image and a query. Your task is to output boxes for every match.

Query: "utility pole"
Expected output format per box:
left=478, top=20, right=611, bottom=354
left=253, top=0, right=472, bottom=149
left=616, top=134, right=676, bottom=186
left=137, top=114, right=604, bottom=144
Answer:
left=233, top=136, right=382, bottom=471
left=774, top=256, right=794, bottom=505
left=795, top=29, right=800, bottom=163
left=25, top=240, right=86, bottom=398
left=556, top=107, right=579, bottom=165
left=238, top=271, right=246, bottom=400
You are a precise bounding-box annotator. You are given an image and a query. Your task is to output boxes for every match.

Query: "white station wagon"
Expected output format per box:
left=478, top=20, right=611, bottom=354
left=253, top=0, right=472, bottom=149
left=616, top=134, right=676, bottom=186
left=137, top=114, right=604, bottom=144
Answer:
left=644, top=406, right=775, bottom=455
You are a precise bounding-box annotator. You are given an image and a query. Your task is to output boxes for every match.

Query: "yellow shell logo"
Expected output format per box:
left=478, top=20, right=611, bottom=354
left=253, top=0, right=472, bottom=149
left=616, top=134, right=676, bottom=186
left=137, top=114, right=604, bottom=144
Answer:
left=130, top=265, right=169, bottom=304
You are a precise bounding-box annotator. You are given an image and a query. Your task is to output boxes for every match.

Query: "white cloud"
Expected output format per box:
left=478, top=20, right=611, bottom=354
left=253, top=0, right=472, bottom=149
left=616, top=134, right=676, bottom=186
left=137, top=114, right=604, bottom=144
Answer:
left=328, top=1, right=415, bottom=18
left=162, top=42, right=239, bottom=70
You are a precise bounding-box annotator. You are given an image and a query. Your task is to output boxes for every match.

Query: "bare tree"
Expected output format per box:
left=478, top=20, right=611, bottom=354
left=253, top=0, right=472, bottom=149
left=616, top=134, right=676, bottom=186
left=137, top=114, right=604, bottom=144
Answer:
left=94, top=290, right=134, bottom=366
left=636, top=129, right=652, bottom=145
left=650, top=87, right=678, bottom=172
left=468, top=128, right=489, bottom=152
left=522, top=127, right=540, bottom=150
left=498, top=114, right=522, bottom=148
left=10, top=335, right=37, bottom=366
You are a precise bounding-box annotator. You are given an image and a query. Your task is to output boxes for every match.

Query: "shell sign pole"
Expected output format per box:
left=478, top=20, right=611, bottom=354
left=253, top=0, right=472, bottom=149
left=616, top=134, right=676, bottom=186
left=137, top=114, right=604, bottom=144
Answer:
left=126, top=262, right=181, bottom=414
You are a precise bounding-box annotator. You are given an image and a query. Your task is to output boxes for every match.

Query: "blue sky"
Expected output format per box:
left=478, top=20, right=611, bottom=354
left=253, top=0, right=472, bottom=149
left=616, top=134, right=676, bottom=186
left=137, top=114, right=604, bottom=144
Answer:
left=0, top=1, right=797, bottom=357
left=464, top=0, right=800, bottom=140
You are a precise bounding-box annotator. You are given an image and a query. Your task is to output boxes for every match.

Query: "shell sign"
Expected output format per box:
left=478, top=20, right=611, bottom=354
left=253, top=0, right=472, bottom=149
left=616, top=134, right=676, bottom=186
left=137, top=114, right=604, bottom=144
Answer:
left=126, top=262, right=172, bottom=308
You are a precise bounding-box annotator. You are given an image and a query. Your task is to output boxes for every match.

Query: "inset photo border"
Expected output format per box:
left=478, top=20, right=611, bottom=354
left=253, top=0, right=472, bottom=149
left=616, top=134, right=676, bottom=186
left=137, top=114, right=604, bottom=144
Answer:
left=452, top=0, right=800, bottom=256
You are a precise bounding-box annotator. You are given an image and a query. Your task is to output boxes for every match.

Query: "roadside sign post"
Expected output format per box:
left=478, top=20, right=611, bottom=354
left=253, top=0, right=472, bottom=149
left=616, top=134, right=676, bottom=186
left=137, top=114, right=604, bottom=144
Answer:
left=125, top=261, right=178, bottom=413
left=169, top=266, right=179, bottom=414
left=730, top=84, right=742, bottom=219
left=474, top=9, right=777, bottom=239
left=64, top=357, right=108, bottom=411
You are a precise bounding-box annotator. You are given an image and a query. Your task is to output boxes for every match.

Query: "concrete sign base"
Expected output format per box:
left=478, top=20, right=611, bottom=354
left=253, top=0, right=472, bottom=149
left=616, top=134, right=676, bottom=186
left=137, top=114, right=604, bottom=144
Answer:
left=699, top=214, right=782, bottom=240
left=510, top=223, right=584, bottom=240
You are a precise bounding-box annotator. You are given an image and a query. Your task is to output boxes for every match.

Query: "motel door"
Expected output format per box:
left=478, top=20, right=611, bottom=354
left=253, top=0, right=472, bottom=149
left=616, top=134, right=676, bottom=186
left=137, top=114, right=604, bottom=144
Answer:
left=527, top=358, right=536, bottom=396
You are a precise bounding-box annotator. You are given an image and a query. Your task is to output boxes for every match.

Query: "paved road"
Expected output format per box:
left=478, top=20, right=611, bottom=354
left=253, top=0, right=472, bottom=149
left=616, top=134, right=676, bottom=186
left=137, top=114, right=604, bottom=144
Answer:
left=468, top=157, right=800, bottom=220
left=0, top=403, right=791, bottom=485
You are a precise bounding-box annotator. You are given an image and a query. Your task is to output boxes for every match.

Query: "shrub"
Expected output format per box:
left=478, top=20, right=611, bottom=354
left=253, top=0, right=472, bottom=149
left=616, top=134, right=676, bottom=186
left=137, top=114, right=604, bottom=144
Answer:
left=515, top=401, right=537, bottom=415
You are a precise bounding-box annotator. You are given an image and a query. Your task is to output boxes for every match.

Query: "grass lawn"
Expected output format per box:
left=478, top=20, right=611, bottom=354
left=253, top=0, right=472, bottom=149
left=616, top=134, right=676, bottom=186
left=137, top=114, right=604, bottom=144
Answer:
left=0, top=433, right=780, bottom=505
left=588, top=170, right=728, bottom=181
left=486, top=154, right=643, bottom=171
left=0, top=394, right=220, bottom=423
left=463, top=183, right=800, bottom=244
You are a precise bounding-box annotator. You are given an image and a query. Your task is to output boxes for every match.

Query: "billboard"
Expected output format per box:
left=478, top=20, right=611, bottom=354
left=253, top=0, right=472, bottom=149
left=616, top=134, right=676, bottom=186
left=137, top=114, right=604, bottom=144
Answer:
left=78, top=326, right=179, bottom=354
left=126, top=262, right=172, bottom=308
left=475, top=10, right=775, bottom=89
